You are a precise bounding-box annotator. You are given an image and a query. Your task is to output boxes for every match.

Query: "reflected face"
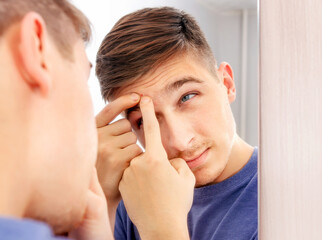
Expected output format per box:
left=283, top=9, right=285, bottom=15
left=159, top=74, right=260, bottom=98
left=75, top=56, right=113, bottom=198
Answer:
left=32, top=39, right=97, bottom=233
left=115, top=54, right=236, bottom=187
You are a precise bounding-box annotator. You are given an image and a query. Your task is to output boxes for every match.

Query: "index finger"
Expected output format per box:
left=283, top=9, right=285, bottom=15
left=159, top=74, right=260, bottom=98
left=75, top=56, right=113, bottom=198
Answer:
left=140, top=96, right=164, bottom=153
left=96, top=93, right=140, bottom=128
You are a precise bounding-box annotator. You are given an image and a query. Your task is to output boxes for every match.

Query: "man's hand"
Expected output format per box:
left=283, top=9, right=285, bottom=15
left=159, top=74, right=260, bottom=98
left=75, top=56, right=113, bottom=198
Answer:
left=95, top=93, right=143, bottom=231
left=119, top=96, right=195, bottom=240
left=69, top=168, right=113, bottom=240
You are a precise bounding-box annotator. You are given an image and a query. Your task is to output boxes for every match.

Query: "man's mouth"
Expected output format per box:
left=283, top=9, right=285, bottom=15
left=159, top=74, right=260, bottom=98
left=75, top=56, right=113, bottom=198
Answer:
left=184, top=148, right=210, bottom=169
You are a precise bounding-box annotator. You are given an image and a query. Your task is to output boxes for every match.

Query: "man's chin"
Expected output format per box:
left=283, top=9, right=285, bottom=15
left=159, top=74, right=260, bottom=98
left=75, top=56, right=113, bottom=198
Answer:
left=47, top=205, right=85, bottom=236
left=194, top=177, right=218, bottom=188
left=49, top=213, right=81, bottom=236
left=51, top=216, right=78, bottom=236
left=193, top=165, right=226, bottom=188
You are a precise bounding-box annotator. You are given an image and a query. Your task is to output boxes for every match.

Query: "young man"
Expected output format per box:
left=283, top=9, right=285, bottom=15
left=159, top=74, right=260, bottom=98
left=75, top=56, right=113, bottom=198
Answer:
left=0, top=0, right=112, bottom=239
left=0, top=1, right=194, bottom=239
left=95, top=7, right=258, bottom=240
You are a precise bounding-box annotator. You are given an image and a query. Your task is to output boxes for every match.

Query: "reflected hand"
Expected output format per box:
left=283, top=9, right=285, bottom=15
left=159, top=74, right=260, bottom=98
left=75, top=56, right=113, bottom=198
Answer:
left=95, top=93, right=143, bottom=230
left=119, top=96, right=195, bottom=240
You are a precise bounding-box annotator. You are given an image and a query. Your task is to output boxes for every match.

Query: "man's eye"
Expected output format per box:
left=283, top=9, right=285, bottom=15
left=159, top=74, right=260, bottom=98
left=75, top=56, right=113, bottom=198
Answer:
left=181, top=93, right=196, bottom=103
left=137, top=118, right=143, bottom=128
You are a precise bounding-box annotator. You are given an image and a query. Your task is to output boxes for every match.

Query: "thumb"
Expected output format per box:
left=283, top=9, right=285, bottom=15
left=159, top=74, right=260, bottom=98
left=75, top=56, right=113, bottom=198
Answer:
left=169, top=158, right=195, bottom=181
left=170, top=158, right=196, bottom=189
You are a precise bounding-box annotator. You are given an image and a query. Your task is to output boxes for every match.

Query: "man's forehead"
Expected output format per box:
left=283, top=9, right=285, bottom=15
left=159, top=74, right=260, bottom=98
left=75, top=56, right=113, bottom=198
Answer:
left=114, top=54, right=201, bottom=96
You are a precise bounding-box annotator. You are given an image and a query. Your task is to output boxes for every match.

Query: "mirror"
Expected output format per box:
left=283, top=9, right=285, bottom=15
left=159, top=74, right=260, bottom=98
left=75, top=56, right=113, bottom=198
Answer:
left=75, top=0, right=258, bottom=146
left=74, top=0, right=258, bottom=239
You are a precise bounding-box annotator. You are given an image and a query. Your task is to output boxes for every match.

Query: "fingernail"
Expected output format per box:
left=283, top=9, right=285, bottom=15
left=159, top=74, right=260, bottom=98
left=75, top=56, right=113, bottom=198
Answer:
left=141, top=96, right=150, bottom=103
left=131, top=93, right=140, bottom=101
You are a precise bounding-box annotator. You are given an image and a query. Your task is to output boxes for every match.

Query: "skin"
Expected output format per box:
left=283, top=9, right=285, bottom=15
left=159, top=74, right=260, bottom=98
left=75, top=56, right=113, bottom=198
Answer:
left=96, top=94, right=195, bottom=240
left=96, top=53, right=253, bottom=238
left=0, top=12, right=112, bottom=239
left=96, top=93, right=143, bottom=231
left=119, top=96, right=195, bottom=240
left=115, top=54, right=254, bottom=187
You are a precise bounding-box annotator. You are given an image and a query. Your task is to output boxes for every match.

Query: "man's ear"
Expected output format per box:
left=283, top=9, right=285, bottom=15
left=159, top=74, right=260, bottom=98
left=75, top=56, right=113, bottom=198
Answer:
left=18, top=12, right=51, bottom=96
left=217, top=62, right=236, bottom=103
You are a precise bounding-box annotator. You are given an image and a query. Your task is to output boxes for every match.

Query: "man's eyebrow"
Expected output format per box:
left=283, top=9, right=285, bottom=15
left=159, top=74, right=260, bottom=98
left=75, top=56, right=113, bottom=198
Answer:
left=125, top=77, right=203, bottom=118
left=163, top=77, right=203, bottom=94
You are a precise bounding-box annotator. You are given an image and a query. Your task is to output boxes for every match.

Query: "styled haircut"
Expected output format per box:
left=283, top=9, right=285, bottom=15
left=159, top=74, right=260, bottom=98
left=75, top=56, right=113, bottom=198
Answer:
left=96, top=7, right=217, bottom=100
left=0, top=0, right=91, bottom=59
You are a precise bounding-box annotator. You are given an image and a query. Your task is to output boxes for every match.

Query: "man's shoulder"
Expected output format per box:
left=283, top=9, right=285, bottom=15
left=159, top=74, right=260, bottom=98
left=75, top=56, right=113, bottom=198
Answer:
left=0, top=217, right=67, bottom=240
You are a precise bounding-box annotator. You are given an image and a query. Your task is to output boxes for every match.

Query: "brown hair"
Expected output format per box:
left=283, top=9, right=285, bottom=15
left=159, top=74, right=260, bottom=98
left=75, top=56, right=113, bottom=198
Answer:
left=96, top=7, right=217, bottom=100
left=0, top=0, right=91, bottom=59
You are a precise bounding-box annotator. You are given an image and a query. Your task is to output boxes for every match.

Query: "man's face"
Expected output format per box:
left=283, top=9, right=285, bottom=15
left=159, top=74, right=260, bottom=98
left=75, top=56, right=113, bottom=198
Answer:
left=115, top=54, right=237, bottom=187
left=31, top=39, right=97, bottom=233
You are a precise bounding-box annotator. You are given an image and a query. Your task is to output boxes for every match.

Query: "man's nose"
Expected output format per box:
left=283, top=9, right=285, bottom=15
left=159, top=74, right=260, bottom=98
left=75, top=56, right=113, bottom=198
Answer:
left=160, top=114, right=194, bottom=158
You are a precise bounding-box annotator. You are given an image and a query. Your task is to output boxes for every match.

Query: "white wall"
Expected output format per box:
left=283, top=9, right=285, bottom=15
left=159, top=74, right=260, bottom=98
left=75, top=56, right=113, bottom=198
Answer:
left=72, top=0, right=258, bottom=146
left=260, top=0, right=322, bottom=238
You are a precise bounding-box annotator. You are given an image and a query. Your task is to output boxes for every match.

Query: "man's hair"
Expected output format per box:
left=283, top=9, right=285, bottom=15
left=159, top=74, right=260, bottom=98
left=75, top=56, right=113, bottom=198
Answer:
left=0, top=0, right=91, bottom=59
left=96, top=7, right=217, bottom=100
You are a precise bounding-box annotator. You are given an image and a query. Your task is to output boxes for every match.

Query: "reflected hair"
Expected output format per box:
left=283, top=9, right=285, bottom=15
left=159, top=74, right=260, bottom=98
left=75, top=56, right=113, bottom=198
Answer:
left=96, top=7, right=217, bottom=100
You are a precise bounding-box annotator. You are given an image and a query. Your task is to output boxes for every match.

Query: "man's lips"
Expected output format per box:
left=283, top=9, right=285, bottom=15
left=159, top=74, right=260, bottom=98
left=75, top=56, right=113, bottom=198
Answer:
left=184, top=148, right=210, bottom=169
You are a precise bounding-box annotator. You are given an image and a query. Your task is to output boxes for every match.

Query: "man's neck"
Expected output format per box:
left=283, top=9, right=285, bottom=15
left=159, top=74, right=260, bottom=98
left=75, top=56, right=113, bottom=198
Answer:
left=0, top=170, right=30, bottom=218
left=215, top=135, right=255, bottom=183
left=0, top=137, right=30, bottom=218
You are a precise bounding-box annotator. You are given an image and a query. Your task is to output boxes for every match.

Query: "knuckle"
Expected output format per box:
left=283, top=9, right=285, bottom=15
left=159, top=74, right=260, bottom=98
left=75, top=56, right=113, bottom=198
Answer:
left=134, top=145, right=143, bottom=155
left=129, top=157, right=136, bottom=167
left=128, top=132, right=137, bottom=143
left=109, top=155, right=120, bottom=169
left=121, top=167, right=129, bottom=180
left=99, top=144, right=110, bottom=155
left=127, top=144, right=142, bottom=158
left=120, top=119, right=132, bottom=131
left=98, top=144, right=115, bottom=161
left=129, top=156, right=140, bottom=168
left=97, top=126, right=112, bottom=140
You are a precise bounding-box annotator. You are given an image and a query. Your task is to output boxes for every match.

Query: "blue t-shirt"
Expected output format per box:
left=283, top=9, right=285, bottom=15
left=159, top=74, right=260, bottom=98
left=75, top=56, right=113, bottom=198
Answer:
left=114, top=147, right=258, bottom=240
left=0, top=217, right=68, bottom=240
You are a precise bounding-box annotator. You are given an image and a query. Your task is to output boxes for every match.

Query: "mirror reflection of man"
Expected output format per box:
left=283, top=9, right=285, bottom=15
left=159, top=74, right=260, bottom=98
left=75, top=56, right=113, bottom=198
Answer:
left=95, top=7, right=258, bottom=240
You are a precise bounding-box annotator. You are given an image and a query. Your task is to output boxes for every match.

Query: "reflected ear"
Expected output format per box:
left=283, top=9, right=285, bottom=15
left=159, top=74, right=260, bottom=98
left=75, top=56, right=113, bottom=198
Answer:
left=218, top=62, right=236, bottom=103
left=18, top=12, right=51, bottom=96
